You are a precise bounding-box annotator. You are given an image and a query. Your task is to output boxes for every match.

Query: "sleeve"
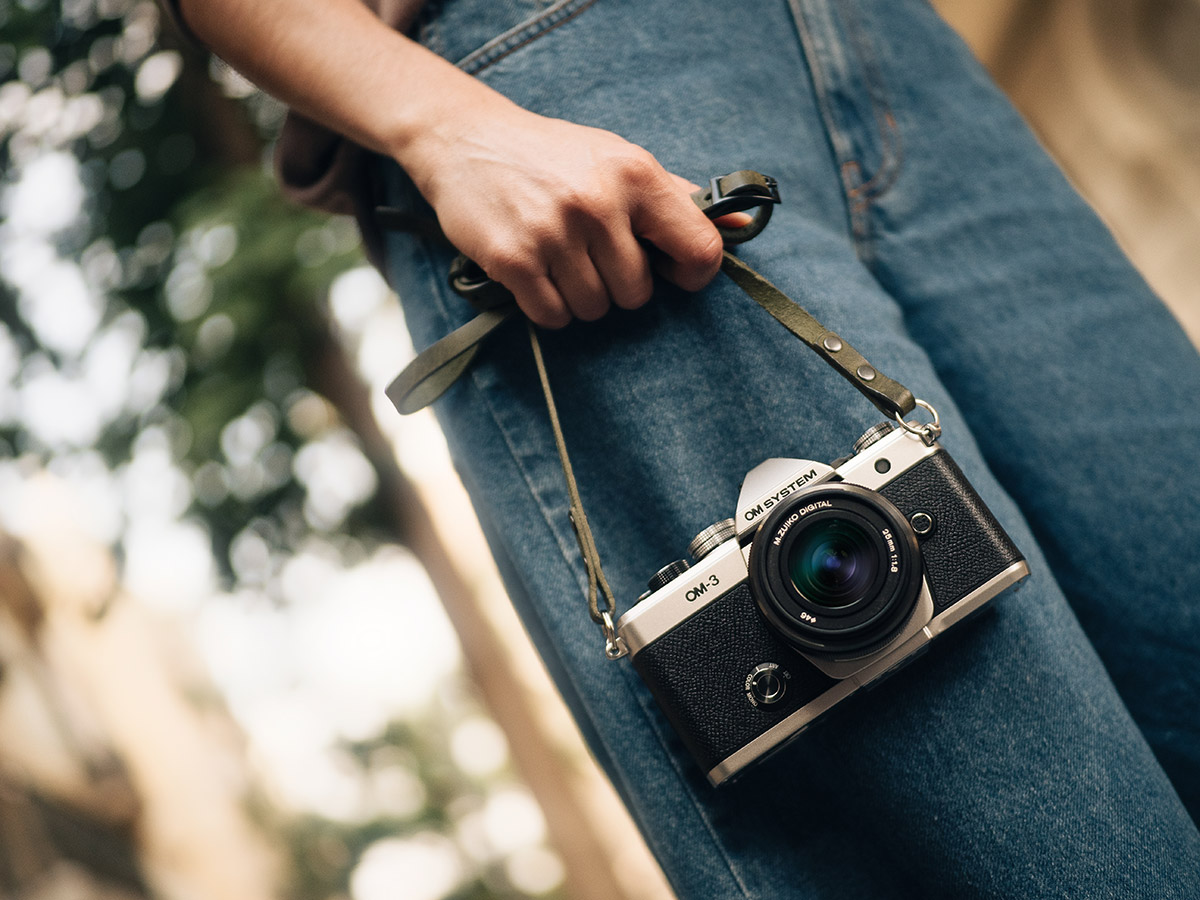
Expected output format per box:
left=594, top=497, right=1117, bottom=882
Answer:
left=156, top=0, right=203, bottom=47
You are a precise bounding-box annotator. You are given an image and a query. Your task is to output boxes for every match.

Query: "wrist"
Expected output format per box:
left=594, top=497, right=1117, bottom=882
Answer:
left=379, top=61, right=522, bottom=201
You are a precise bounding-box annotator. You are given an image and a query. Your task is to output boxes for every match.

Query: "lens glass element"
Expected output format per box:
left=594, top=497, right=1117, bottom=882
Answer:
left=787, top=519, right=879, bottom=608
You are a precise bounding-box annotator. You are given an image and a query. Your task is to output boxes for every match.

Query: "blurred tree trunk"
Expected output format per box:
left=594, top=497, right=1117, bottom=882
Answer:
left=1, top=517, right=280, bottom=900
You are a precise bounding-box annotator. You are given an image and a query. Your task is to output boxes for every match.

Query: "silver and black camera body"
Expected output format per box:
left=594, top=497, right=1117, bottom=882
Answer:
left=617, top=422, right=1030, bottom=785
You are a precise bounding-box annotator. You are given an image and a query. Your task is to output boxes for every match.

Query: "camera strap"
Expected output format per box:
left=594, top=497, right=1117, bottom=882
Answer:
left=378, top=170, right=924, bottom=657
left=717, top=253, right=915, bottom=420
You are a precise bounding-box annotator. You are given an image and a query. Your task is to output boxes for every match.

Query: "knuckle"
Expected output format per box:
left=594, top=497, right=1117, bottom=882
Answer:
left=563, top=203, right=606, bottom=238
left=574, top=292, right=611, bottom=322
left=530, top=217, right=574, bottom=252
left=605, top=145, right=659, bottom=184
left=562, top=182, right=618, bottom=231
left=617, top=271, right=654, bottom=309
left=558, top=184, right=591, bottom=218
left=623, top=145, right=659, bottom=174
left=483, top=241, right=535, bottom=280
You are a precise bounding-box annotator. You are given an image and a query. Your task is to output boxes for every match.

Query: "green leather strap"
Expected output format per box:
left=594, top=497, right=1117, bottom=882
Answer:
left=385, top=306, right=516, bottom=414
left=385, top=253, right=915, bottom=420
left=719, top=253, right=916, bottom=419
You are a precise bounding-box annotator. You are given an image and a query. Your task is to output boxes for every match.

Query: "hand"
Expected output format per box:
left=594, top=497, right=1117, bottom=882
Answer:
left=174, top=2, right=724, bottom=328
left=402, top=98, right=728, bottom=328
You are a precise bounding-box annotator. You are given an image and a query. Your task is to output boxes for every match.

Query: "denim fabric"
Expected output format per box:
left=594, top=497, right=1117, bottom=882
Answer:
left=378, top=0, right=1200, bottom=895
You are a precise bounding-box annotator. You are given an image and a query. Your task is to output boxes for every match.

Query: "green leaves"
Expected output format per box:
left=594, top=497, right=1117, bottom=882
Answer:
left=1, top=0, right=373, bottom=582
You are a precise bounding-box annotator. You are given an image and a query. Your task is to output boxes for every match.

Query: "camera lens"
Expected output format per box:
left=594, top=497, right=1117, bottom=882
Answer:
left=788, top=520, right=878, bottom=608
left=748, top=484, right=923, bottom=657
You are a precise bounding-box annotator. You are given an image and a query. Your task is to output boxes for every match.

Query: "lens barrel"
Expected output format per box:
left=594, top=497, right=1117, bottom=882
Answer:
left=748, top=484, right=922, bottom=656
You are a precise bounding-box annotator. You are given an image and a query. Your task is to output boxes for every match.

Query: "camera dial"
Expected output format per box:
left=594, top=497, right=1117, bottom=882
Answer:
left=647, top=559, right=691, bottom=592
left=853, top=421, right=897, bottom=454
left=689, top=519, right=737, bottom=560
left=748, top=483, right=922, bottom=657
left=745, top=662, right=789, bottom=707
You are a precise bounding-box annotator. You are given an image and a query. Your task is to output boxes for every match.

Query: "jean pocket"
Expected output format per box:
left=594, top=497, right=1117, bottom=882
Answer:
left=416, top=0, right=601, bottom=76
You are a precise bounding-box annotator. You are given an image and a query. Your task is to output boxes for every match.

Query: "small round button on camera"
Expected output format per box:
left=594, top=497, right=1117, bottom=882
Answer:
left=910, top=511, right=935, bottom=536
left=747, top=663, right=787, bottom=707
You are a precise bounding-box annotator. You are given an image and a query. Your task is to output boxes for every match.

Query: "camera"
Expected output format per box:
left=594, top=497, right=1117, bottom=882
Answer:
left=616, top=420, right=1029, bottom=785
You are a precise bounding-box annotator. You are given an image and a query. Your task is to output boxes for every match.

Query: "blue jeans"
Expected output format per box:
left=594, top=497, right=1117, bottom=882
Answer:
left=379, top=0, right=1200, bottom=895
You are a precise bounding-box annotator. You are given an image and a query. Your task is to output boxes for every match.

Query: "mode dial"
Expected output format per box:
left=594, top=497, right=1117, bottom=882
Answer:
left=647, top=559, right=691, bottom=593
left=852, top=421, right=897, bottom=454
left=688, top=519, right=737, bottom=561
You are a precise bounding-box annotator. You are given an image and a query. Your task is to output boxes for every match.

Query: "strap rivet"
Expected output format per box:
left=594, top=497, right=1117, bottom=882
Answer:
left=822, top=335, right=843, bottom=352
left=856, top=365, right=877, bottom=382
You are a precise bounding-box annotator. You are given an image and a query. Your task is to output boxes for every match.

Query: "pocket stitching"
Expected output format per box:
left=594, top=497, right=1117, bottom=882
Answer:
left=456, top=0, right=601, bottom=76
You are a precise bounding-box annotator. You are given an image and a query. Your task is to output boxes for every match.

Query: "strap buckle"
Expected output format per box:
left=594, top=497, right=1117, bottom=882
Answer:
left=698, top=170, right=781, bottom=218
left=693, top=170, right=781, bottom=245
left=448, top=255, right=517, bottom=310
left=893, top=398, right=943, bottom=446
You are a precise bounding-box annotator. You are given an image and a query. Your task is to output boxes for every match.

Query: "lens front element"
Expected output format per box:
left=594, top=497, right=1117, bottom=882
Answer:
left=749, top=484, right=922, bottom=656
left=788, top=519, right=879, bottom=608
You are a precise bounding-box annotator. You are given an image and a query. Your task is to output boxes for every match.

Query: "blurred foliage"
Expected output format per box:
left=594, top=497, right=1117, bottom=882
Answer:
left=284, top=709, right=563, bottom=900
left=0, top=3, right=568, bottom=900
left=0, top=0, right=385, bottom=583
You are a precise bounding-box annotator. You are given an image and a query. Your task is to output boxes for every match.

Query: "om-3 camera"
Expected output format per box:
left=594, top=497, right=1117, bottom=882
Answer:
left=617, top=421, right=1029, bottom=785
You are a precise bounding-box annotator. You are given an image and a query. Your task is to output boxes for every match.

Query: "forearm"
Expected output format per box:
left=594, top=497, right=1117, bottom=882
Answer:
left=176, top=0, right=512, bottom=175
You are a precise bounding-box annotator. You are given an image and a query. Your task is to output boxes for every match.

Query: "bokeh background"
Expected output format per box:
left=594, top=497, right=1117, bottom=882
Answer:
left=0, top=1, right=1197, bottom=899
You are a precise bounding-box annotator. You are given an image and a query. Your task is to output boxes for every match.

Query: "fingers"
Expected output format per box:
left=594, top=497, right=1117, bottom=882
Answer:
left=508, top=247, right=644, bottom=326
left=447, top=136, right=723, bottom=326
left=484, top=237, right=615, bottom=327
left=632, top=173, right=725, bottom=293
left=507, top=157, right=724, bottom=323
left=505, top=271, right=572, bottom=329
left=589, top=227, right=654, bottom=311
left=513, top=170, right=718, bottom=324
left=482, top=205, right=655, bottom=327
left=498, top=192, right=718, bottom=326
left=550, top=256, right=611, bottom=322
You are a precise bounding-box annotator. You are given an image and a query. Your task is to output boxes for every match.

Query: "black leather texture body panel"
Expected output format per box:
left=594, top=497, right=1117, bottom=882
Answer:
left=878, top=451, right=1024, bottom=612
left=632, top=584, right=838, bottom=773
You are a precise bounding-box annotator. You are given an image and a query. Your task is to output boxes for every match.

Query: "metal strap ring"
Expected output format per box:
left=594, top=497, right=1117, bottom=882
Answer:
left=601, top=609, right=628, bottom=659
left=893, top=398, right=942, bottom=445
